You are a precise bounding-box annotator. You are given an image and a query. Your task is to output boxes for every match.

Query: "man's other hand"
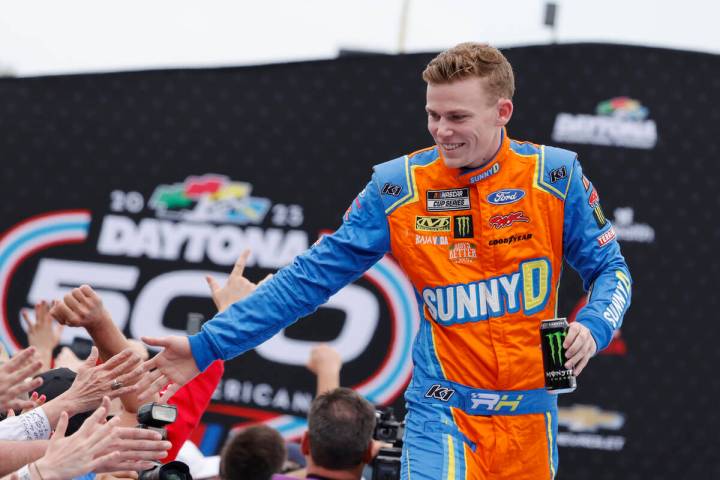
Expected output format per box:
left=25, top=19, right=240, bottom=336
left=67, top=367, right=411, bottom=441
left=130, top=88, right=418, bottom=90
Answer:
left=563, top=322, right=597, bottom=376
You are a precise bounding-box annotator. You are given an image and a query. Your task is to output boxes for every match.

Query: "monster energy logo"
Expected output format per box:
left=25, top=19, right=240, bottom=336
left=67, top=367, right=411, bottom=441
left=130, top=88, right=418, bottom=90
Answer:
left=454, top=215, right=473, bottom=238
left=546, top=331, right=567, bottom=366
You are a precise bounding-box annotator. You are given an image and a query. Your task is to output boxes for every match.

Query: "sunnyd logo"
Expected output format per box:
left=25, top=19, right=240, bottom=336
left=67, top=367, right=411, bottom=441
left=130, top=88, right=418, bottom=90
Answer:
left=416, top=216, right=451, bottom=232
left=487, top=189, right=525, bottom=205
left=546, top=331, right=567, bottom=366
left=149, top=174, right=272, bottom=225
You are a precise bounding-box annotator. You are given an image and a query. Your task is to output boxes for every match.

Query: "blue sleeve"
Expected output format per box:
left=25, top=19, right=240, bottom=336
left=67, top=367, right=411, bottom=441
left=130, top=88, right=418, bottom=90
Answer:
left=188, top=180, right=391, bottom=371
left=563, top=159, right=632, bottom=351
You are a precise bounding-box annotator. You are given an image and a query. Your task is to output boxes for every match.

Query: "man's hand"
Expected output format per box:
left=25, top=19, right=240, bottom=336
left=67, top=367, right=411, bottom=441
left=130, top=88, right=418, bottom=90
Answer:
left=137, top=336, right=199, bottom=402
left=306, top=344, right=342, bottom=376
left=0, top=347, right=43, bottom=412
left=50, top=285, right=113, bottom=332
left=35, top=396, right=170, bottom=478
left=206, top=249, right=273, bottom=313
left=54, top=346, right=85, bottom=372
left=306, top=344, right=342, bottom=396
left=54, top=347, right=144, bottom=418
left=22, top=301, right=63, bottom=371
left=563, top=322, right=597, bottom=376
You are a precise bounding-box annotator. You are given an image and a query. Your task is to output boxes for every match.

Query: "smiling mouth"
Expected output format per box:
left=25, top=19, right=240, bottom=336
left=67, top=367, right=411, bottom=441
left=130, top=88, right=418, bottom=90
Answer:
left=442, top=143, right=464, bottom=151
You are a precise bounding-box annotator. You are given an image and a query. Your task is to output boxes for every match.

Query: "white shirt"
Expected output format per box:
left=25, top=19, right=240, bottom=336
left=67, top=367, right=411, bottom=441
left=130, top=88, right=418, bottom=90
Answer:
left=0, top=408, right=51, bottom=441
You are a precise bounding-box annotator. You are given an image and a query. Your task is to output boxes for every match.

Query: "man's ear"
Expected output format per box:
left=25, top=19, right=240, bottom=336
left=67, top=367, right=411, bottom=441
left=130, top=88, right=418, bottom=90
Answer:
left=301, top=431, right=310, bottom=455
left=497, top=98, right=514, bottom=126
left=362, top=440, right=375, bottom=464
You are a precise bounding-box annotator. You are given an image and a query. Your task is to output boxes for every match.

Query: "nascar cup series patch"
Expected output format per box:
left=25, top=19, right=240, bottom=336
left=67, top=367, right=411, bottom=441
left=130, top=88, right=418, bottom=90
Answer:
left=426, top=188, right=471, bottom=212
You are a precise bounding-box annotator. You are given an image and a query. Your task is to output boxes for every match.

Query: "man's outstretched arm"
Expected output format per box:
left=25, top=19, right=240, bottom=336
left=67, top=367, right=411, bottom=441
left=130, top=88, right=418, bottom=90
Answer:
left=142, top=180, right=390, bottom=391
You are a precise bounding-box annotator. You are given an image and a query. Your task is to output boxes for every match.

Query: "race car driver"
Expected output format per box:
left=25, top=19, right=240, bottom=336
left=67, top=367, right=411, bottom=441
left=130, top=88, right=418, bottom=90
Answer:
left=140, top=42, right=632, bottom=479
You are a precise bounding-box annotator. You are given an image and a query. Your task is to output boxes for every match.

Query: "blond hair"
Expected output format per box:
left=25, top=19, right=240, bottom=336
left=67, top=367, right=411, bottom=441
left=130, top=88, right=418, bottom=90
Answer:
left=422, top=42, right=515, bottom=101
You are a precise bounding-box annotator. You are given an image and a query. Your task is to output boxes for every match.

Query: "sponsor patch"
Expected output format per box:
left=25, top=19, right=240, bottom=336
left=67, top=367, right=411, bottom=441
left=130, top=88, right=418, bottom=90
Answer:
left=469, top=163, right=500, bottom=184
left=453, top=215, right=474, bottom=239
left=469, top=393, right=524, bottom=412
left=426, top=188, right=471, bottom=211
left=489, top=211, right=530, bottom=229
left=597, top=227, right=616, bottom=247
left=381, top=183, right=402, bottom=197
left=588, top=187, right=607, bottom=228
left=416, top=234, right=449, bottom=245
left=448, top=241, right=477, bottom=264
left=423, top=257, right=551, bottom=325
left=415, top=215, right=451, bottom=232
left=582, top=175, right=590, bottom=191
left=550, top=166, right=567, bottom=183
left=488, top=233, right=533, bottom=247
left=487, top=189, right=525, bottom=205
left=425, top=384, right=455, bottom=402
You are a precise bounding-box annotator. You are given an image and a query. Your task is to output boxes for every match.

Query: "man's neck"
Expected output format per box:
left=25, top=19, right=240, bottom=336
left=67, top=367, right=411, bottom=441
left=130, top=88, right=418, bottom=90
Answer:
left=466, top=127, right=504, bottom=170
left=305, top=464, right=363, bottom=480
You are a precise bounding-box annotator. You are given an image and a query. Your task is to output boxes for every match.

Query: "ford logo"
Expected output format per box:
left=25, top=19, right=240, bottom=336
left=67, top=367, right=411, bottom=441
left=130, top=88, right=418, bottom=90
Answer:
left=487, top=189, right=525, bottom=205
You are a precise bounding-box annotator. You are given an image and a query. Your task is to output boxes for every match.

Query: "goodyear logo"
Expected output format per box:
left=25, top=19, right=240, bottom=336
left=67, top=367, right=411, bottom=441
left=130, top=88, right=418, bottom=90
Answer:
left=416, top=216, right=451, bottom=232
left=423, top=258, right=551, bottom=324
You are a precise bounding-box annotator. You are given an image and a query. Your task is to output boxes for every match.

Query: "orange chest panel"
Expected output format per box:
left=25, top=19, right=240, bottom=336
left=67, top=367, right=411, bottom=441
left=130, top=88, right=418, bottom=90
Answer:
left=387, top=149, right=564, bottom=326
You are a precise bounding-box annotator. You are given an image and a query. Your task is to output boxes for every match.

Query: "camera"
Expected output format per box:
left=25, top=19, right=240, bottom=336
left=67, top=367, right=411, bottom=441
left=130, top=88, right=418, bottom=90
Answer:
left=136, top=402, right=193, bottom=480
left=371, top=407, right=404, bottom=480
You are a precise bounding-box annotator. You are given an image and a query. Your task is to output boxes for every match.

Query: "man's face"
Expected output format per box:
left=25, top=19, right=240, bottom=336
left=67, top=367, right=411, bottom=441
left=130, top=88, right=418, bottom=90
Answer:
left=426, top=77, right=512, bottom=169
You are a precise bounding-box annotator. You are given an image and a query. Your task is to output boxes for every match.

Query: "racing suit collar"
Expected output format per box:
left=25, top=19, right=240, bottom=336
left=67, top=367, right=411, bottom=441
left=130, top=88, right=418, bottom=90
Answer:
left=452, top=127, right=510, bottom=186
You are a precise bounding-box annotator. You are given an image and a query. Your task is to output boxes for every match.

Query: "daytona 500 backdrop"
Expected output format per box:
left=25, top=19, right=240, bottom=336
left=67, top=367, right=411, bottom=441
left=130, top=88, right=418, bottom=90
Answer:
left=0, top=44, right=717, bottom=478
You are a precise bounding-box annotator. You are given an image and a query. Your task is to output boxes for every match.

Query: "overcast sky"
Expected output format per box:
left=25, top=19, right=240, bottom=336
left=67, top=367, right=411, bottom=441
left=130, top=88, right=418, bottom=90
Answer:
left=0, top=0, right=716, bottom=77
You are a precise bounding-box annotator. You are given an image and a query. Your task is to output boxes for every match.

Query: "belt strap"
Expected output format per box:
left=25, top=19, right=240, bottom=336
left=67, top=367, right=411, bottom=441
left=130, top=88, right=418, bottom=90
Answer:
left=406, top=379, right=557, bottom=416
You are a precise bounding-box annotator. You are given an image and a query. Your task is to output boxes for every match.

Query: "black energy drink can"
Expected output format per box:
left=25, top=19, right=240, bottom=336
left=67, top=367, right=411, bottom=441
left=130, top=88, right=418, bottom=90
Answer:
left=540, top=318, right=577, bottom=394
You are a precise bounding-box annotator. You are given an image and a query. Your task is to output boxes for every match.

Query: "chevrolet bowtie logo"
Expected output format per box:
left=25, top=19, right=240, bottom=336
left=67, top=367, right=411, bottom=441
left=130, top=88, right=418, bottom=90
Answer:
left=558, top=405, right=625, bottom=432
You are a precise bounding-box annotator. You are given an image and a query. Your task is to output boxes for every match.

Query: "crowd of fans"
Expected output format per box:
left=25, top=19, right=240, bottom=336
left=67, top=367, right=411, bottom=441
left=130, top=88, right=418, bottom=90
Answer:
left=0, top=250, right=385, bottom=480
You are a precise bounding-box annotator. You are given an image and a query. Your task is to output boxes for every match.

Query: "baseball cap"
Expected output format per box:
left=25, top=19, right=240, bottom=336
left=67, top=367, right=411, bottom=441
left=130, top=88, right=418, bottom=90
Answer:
left=34, top=367, right=95, bottom=435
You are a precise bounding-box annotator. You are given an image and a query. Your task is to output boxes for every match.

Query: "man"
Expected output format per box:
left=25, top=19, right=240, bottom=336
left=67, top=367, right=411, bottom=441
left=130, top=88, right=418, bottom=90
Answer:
left=219, top=425, right=286, bottom=480
left=296, top=387, right=375, bottom=480
left=142, top=43, right=631, bottom=479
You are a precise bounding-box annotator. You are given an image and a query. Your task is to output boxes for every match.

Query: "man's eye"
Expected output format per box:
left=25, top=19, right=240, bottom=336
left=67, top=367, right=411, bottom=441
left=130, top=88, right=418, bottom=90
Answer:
left=428, top=112, right=439, bottom=120
left=450, top=115, right=467, bottom=121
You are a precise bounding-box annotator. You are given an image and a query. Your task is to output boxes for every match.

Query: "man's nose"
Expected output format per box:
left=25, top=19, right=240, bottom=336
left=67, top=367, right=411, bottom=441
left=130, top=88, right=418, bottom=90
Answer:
left=435, top=119, right=453, bottom=138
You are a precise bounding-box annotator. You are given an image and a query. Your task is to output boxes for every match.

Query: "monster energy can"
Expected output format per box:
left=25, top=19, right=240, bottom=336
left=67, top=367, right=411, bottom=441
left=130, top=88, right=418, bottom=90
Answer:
left=540, top=318, right=577, bottom=394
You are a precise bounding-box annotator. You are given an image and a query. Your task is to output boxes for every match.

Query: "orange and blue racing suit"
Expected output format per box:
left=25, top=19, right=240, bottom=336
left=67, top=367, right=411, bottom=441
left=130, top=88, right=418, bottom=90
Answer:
left=189, top=130, right=631, bottom=479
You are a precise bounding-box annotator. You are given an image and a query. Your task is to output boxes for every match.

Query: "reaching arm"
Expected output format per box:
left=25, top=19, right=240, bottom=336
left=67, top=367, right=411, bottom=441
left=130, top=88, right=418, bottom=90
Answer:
left=141, top=180, right=390, bottom=392
left=0, top=441, right=48, bottom=477
left=189, top=180, right=390, bottom=371
left=50, top=286, right=143, bottom=412
left=306, top=344, right=342, bottom=396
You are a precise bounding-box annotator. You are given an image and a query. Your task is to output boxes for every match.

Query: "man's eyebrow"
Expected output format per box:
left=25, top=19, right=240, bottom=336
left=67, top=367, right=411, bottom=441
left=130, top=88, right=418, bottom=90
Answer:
left=425, top=107, right=471, bottom=115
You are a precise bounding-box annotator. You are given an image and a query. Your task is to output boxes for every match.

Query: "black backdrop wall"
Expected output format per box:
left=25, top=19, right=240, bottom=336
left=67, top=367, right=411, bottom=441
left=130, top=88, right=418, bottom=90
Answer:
left=1, top=43, right=718, bottom=479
